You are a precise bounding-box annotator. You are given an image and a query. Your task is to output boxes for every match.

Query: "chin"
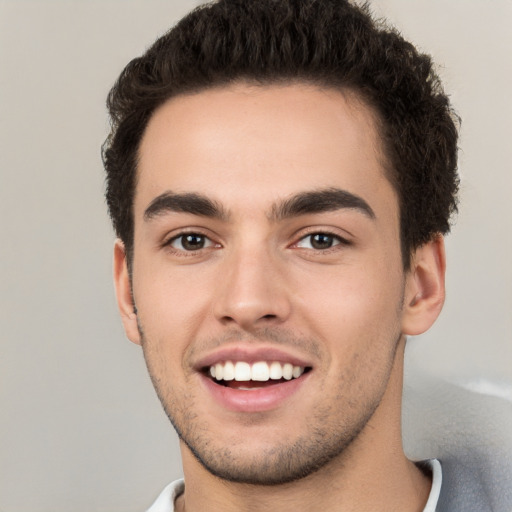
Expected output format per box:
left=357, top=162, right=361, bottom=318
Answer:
left=172, top=402, right=375, bottom=486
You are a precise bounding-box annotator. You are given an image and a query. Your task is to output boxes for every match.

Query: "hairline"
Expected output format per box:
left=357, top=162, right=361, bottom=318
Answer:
left=126, top=79, right=411, bottom=271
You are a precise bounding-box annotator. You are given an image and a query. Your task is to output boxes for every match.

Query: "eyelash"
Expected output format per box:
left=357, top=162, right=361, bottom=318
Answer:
left=163, top=230, right=351, bottom=255
left=163, top=231, right=218, bottom=254
left=292, top=231, right=352, bottom=252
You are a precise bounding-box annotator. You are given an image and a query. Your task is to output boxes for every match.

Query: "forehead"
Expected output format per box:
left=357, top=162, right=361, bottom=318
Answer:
left=136, top=83, right=395, bottom=218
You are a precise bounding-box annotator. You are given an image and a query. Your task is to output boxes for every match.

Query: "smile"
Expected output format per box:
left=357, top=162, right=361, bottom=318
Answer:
left=209, top=360, right=306, bottom=384
left=196, top=347, right=313, bottom=411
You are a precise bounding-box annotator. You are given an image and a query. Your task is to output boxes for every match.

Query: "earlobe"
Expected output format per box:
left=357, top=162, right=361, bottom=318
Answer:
left=401, top=236, right=446, bottom=336
left=113, top=240, right=141, bottom=345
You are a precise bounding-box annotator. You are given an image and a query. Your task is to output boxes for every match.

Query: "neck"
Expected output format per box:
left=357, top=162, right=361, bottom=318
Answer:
left=176, top=338, right=431, bottom=512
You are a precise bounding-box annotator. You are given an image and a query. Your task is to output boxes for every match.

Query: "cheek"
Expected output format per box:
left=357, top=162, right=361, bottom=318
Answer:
left=133, top=260, right=214, bottom=351
left=293, top=261, right=404, bottom=345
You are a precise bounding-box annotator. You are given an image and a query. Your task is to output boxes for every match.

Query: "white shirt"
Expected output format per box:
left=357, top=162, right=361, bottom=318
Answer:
left=146, top=459, right=443, bottom=512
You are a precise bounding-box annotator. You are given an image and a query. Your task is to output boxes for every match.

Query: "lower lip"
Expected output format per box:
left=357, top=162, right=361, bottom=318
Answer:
left=200, top=373, right=310, bottom=413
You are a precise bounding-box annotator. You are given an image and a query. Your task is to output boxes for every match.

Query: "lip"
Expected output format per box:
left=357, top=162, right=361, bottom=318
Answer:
left=194, top=345, right=312, bottom=370
left=199, top=370, right=311, bottom=412
left=194, top=344, right=314, bottom=413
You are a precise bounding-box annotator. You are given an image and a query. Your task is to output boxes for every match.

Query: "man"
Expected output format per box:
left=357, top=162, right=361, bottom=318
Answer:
left=102, top=1, right=466, bottom=510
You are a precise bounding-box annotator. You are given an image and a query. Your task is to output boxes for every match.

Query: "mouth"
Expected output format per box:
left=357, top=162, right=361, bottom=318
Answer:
left=203, top=360, right=312, bottom=390
left=195, top=346, right=314, bottom=411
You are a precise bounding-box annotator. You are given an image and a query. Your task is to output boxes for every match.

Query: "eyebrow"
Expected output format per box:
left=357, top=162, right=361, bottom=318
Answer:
left=144, top=191, right=229, bottom=221
left=143, top=187, right=375, bottom=223
left=270, top=188, right=375, bottom=221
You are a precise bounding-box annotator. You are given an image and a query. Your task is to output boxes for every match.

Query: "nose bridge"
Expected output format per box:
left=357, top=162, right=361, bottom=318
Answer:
left=214, top=236, right=290, bottom=327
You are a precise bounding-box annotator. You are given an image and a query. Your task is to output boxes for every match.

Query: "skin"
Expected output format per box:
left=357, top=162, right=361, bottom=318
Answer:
left=114, top=83, right=446, bottom=511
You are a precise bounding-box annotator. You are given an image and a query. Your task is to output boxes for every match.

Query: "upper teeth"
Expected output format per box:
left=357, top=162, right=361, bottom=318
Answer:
left=209, top=361, right=305, bottom=382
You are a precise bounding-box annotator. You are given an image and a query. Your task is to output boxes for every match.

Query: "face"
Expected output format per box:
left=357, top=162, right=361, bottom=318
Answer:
left=114, top=83, right=441, bottom=484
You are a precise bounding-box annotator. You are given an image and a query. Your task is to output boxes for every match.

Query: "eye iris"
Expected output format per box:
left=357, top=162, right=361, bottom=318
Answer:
left=311, top=233, right=333, bottom=249
left=182, top=234, right=205, bottom=250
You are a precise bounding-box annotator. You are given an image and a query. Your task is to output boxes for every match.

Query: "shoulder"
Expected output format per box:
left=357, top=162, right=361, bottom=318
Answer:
left=437, top=454, right=512, bottom=512
left=404, top=373, right=512, bottom=512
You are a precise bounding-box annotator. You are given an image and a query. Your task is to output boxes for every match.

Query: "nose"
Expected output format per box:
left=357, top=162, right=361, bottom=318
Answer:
left=213, top=244, right=292, bottom=329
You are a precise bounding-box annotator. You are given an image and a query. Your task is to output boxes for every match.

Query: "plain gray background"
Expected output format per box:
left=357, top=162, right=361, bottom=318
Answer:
left=1, top=1, right=511, bottom=511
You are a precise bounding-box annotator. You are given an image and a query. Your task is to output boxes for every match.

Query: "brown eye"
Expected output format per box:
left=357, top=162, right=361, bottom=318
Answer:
left=296, top=233, right=346, bottom=250
left=310, top=233, right=335, bottom=249
left=170, top=233, right=213, bottom=251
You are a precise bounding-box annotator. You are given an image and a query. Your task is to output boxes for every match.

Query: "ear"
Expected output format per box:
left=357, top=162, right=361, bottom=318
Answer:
left=113, top=240, right=141, bottom=345
left=401, top=236, right=446, bottom=336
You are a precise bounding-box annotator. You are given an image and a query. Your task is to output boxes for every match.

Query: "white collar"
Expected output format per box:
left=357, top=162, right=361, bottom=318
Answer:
left=421, top=459, right=443, bottom=512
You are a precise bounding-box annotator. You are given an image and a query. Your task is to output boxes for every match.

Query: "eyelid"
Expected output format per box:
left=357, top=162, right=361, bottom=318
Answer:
left=170, top=234, right=215, bottom=250
left=161, top=228, right=221, bottom=253
left=290, top=227, right=353, bottom=248
left=295, top=234, right=339, bottom=249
